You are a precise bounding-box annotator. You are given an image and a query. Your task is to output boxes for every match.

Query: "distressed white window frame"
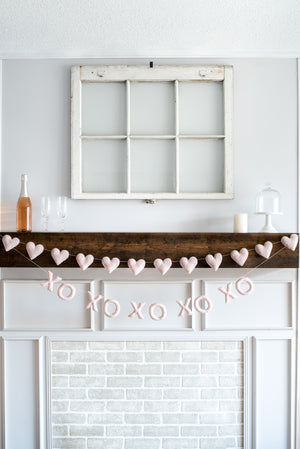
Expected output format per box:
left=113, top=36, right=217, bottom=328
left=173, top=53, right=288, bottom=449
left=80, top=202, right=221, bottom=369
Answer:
left=71, top=65, right=233, bottom=200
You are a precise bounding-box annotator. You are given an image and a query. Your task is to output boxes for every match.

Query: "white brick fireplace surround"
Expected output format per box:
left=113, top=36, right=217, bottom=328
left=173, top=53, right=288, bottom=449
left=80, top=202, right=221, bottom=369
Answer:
left=51, top=340, right=243, bottom=449
left=0, top=267, right=297, bottom=449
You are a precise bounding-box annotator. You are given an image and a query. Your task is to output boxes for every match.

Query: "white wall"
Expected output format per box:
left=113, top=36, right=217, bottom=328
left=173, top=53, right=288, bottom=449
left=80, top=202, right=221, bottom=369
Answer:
left=1, top=0, right=300, bottom=58
left=1, top=58, right=298, bottom=232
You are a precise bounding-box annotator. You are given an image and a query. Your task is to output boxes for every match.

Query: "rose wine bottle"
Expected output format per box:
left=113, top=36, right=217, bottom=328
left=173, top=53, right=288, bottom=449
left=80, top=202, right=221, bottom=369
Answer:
left=16, top=174, right=32, bottom=232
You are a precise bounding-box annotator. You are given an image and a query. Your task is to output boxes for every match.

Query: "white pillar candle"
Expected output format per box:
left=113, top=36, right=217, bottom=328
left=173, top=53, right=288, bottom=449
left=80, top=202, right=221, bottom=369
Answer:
left=234, top=213, right=248, bottom=233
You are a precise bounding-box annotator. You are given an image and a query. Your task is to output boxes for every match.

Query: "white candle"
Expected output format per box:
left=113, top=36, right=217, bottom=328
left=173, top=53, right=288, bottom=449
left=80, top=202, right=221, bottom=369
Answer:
left=234, top=213, right=248, bottom=233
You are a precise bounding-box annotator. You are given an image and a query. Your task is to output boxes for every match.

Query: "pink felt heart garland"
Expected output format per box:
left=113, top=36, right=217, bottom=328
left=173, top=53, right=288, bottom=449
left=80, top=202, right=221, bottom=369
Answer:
left=180, top=256, right=198, bottom=274
left=255, top=241, right=273, bottom=259
left=76, top=253, right=94, bottom=270
left=26, top=242, right=44, bottom=260
left=51, top=248, right=70, bottom=266
left=205, top=253, right=223, bottom=271
left=154, top=258, right=172, bottom=275
left=128, top=258, right=146, bottom=275
left=230, top=248, right=249, bottom=266
left=281, top=234, right=298, bottom=251
left=102, top=256, right=120, bottom=273
left=2, top=234, right=20, bottom=252
left=4, top=233, right=297, bottom=275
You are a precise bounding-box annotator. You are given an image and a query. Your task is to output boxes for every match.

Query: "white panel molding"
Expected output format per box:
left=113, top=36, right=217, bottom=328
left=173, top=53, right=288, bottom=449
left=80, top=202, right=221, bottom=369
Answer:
left=0, top=337, right=4, bottom=449
left=38, top=337, right=49, bottom=449
left=202, top=279, right=295, bottom=332
left=191, top=279, right=201, bottom=332
left=243, top=336, right=253, bottom=449
left=291, top=336, right=297, bottom=449
left=2, top=337, right=41, bottom=449
left=0, top=329, right=296, bottom=341
left=1, top=267, right=297, bottom=282
left=253, top=337, right=295, bottom=449
left=0, top=280, right=4, bottom=332
left=253, top=337, right=258, bottom=449
left=1, top=279, right=95, bottom=332
left=101, top=280, right=194, bottom=332
left=0, top=267, right=298, bottom=447
left=45, top=338, right=52, bottom=449
left=0, top=330, right=296, bottom=341
left=296, top=268, right=300, bottom=449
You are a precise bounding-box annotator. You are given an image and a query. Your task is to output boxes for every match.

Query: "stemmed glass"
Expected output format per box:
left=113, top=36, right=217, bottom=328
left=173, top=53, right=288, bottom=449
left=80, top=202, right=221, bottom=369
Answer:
left=41, top=196, right=51, bottom=231
left=57, top=196, right=67, bottom=232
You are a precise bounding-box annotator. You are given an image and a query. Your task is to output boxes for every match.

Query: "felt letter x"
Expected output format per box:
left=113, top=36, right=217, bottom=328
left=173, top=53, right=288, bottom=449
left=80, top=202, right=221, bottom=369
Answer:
left=85, top=291, right=103, bottom=312
left=128, top=301, right=146, bottom=319
left=40, top=271, right=62, bottom=292
left=176, top=297, right=193, bottom=316
left=218, top=282, right=236, bottom=304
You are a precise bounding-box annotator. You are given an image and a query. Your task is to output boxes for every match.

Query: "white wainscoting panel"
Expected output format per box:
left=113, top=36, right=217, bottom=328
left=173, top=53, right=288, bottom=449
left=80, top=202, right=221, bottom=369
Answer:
left=0, top=268, right=297, bottom=449
left=101, top=281, right=194, bottom=331
left=204, top=281, right=293, bottom=330
left=4, top=339, right=39, bottom=449
left=2, top=280, right=93, bottom=331
left=255, top=338, right=292, bottom=449
left=0, top=338, right=3, bottom=448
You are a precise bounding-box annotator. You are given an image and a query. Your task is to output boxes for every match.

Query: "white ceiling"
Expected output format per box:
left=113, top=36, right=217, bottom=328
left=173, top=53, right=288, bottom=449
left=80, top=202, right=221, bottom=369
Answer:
left=0, top=0, right=299, bottom=58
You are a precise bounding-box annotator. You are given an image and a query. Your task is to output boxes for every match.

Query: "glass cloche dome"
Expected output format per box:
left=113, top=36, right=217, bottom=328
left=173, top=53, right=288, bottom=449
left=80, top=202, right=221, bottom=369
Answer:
left=256, top=184, right=282, bottom=215
left=255, top=184, right=282, bottom=232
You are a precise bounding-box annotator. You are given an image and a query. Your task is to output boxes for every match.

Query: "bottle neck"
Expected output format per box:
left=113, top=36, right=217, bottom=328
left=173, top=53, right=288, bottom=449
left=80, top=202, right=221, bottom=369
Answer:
left=20, top=177, right=29, bottom=197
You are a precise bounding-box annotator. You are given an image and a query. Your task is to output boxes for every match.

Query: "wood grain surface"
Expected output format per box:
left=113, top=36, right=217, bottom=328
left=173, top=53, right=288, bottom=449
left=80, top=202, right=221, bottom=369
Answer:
left=0, top=232, right=298, bottom=268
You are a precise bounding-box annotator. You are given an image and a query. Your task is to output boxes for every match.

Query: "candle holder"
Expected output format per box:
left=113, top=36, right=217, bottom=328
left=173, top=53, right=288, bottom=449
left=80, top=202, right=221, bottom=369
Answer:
left=255, top=184, right=282, bottom=232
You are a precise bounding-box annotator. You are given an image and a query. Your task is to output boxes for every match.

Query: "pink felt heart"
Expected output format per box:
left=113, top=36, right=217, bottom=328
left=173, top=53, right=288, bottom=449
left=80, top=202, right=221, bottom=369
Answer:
left=128, top=258, right=146, bottom=275
left=2, top=234, right=20, bottom=252
left=26, top=242, right=44, bottom=260
left=231, top=248, right=248, bottom=266
left=154, top=258, right=172, bottom=275
left=205, top=253, right=223, bottom=271
left=51, top=248, right=70, bottom=266
left=281, top=234, right=298, bottom=251
left=180, top=256, right=198, bottom=274
left=76, top=253, right=94, bottom=271
left=102, top=256, right=120, bottom=273
left=255, top=241, right=273, bottom=259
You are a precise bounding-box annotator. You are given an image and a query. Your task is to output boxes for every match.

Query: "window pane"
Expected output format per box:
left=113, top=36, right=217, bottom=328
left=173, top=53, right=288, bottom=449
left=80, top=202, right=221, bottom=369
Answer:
left=179, top=139, right=224, bottom=193
left=131, top=139, right=175, bottom=193
left=179, top=81, right=224, bottom=134
left=82, top=82, right=126, bottom=135
left=82, top=140, right=126, bottom=193
left=130, top=82, right=175, bottom=135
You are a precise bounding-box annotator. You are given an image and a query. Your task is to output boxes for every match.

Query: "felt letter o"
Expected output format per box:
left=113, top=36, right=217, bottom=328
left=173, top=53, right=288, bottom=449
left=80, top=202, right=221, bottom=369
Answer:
left=194, top=295, right=212, bottom=314
left=235, top=277, right=254, bottom=295
left=103, top=299, right=120, bottom=318
left=57, top=283, right=76, bottom=301
left=149, top=303, right=167, bottom=321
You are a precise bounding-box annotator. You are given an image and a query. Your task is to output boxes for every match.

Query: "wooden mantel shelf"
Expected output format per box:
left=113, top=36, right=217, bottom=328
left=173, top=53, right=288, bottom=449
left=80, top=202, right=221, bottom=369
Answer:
left=0, top=232, right=298, bottom=268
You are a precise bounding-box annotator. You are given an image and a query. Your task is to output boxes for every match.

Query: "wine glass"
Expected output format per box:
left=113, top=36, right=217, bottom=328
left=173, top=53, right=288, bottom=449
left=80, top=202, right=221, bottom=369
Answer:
left=41, top=196, right=51, bottom=231
left=57, top=196, right=67, bottom=232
